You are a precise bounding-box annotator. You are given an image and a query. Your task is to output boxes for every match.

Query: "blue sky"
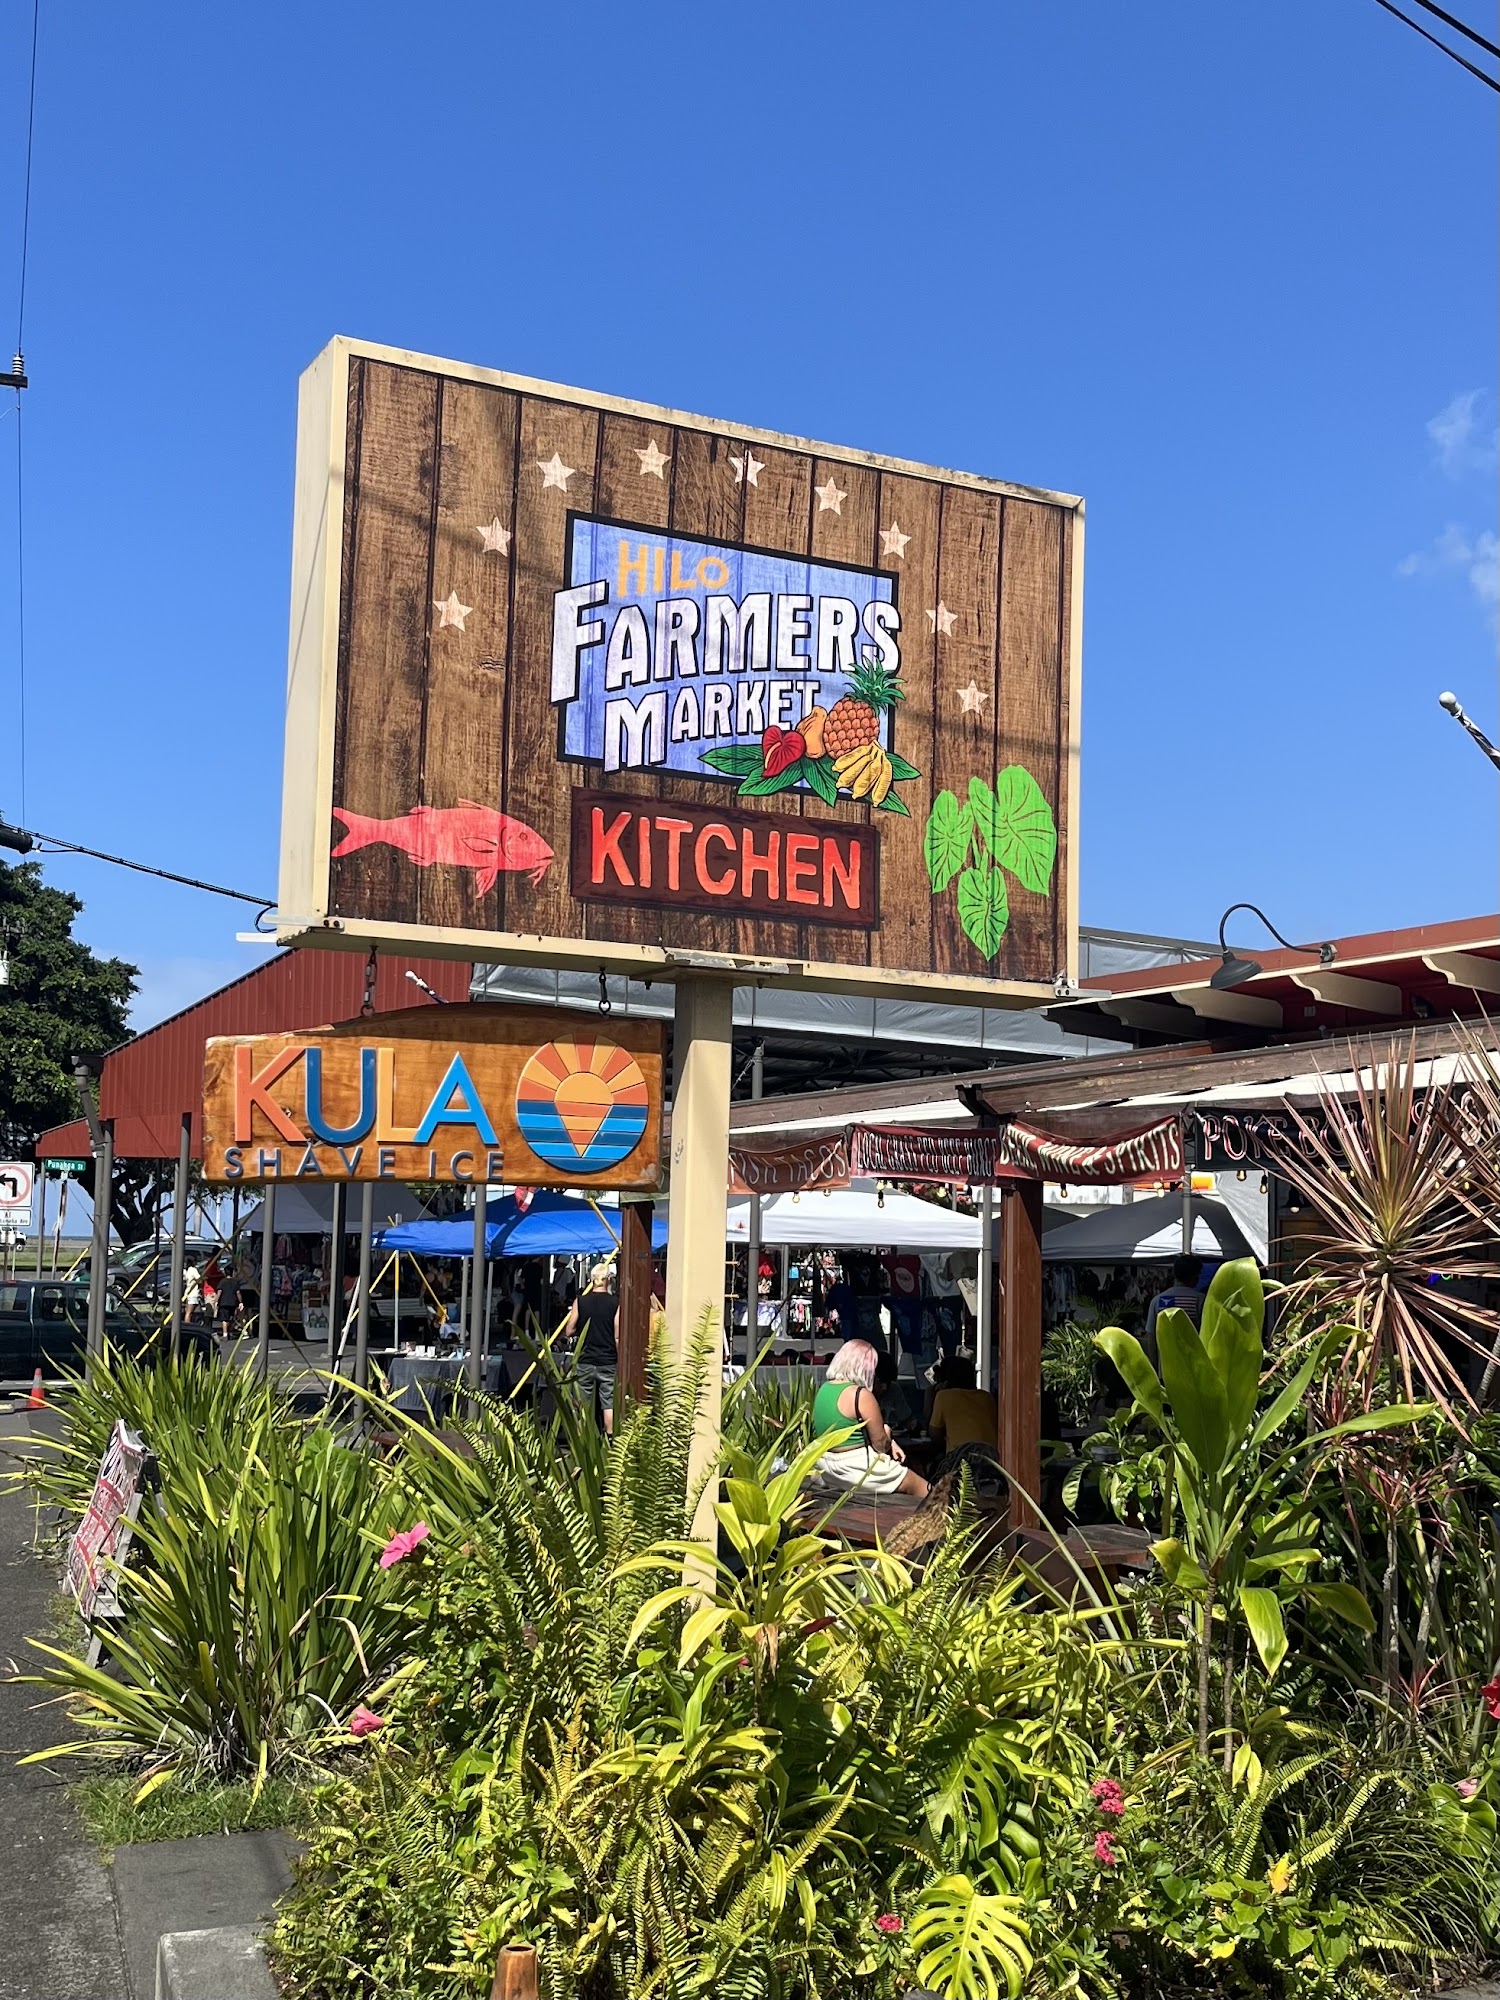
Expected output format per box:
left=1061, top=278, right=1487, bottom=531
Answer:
left=0, top=0, right=1495, bottom=1031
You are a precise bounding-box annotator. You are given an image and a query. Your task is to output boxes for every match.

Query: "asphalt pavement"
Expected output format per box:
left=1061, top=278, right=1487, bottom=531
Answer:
left=0, top=1405, right=130, bottom=2000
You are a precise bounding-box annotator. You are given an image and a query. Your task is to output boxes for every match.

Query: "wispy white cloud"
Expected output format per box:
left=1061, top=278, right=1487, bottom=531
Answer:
left=1397, top=523, right=1500, bottom=626
left=1426, top=391, right=1498, bottom=479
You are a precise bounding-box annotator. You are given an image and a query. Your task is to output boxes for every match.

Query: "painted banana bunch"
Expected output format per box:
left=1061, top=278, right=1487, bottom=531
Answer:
left=833, top=742, right=895, bottom=804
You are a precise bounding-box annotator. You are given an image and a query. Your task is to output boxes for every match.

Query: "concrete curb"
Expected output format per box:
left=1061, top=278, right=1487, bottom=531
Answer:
left=155, top=1925, right=278, bottom=2000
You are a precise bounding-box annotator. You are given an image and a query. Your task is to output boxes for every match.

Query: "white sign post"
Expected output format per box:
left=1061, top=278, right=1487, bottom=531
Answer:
left=0, top=1161, right=34, bottom=1232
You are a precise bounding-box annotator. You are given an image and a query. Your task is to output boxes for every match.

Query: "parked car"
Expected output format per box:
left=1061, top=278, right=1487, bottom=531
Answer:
left=0, top=1279, right=213, bottom=1380
left=107, top=1238, right=223, bottom=1305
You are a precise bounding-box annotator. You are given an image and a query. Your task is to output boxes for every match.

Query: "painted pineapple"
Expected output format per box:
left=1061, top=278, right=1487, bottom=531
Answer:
left=824, top=651, right=905, bottom=757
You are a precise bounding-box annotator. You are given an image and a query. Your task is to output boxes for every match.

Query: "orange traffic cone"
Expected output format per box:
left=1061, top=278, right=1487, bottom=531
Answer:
left=27, top=1367, right=44, bottom=1410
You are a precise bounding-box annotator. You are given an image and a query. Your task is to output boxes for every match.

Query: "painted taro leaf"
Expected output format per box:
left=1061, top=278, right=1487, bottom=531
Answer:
left=924, top=790, right=972, bottom=894
left=956, top=865, right=1009, bottom=959
left=988, top=766, right=1057, bottom=896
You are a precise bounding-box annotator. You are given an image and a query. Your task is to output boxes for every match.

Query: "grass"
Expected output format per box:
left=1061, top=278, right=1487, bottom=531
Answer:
left=73, top=1772, right=312, bottom=1858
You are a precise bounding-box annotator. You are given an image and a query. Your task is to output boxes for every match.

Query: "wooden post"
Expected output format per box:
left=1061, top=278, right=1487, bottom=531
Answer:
left=664, top=975, right=734, bottom=1547
left=998, top=1178, right=1044, bottom=1530
left=468, top=1189, right=488, bottom=1390
left=87, top=1122, right=114, bottom=1374
left=355, top=1180, right=374, bottom=1391
left=615, top=1195, right=655, bottom=1404
left=491, top=1943, right=539, bottom=2000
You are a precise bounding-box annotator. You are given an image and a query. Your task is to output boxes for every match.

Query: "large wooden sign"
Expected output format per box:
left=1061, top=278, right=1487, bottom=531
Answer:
left=278, top=338, right=1082, bottom=1005
left=201, top=1005, right=664, bottom=1189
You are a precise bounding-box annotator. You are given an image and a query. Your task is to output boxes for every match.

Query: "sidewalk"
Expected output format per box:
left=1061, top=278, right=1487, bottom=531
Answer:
left=0, top=1407, right=130, bottom=2000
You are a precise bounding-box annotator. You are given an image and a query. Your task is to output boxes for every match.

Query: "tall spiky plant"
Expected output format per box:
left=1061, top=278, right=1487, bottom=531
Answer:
left=1267, top=1035, right=1500, bottom=1420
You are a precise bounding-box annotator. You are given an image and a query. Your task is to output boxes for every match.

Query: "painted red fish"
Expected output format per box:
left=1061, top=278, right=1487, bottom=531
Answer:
left=330, top=802, right=554, bottom=894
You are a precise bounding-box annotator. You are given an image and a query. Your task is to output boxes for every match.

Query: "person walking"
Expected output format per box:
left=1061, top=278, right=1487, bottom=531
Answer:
left=563, top=1263, right=619, bottom=1432
left=1142, top=1254, right=1207, bottom=1367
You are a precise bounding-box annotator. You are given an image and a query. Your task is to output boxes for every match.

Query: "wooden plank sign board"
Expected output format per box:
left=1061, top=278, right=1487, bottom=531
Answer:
left=279, top=338, right=1082, bottom=1006
left=201, top=1005, right=664, bottom=1189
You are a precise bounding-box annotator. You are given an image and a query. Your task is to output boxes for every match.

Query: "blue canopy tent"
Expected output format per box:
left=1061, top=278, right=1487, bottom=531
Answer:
left=377, top=1190, right=666, bottom=1259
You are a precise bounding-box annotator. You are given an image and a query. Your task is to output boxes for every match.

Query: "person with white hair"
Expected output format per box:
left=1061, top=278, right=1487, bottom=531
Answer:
left=563, top=1262, right=619, bottom=1432
left=811, top=1338, right=928, bottom=1497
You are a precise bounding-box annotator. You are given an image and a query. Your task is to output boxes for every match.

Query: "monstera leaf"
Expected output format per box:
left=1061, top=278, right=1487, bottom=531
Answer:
left=983, top=766, right=1057, bottom=895
left=924, top=790, right=973, bottom=894
left=956, top=866, right=1009, bottom=959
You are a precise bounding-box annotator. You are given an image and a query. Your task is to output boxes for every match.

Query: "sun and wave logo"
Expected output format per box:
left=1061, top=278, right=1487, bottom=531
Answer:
left=514, top=1038, right=650, bottom=1173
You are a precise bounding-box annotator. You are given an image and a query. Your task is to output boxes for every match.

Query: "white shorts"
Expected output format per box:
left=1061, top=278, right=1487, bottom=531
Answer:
left=816, top=1443, right=910, bottom=1495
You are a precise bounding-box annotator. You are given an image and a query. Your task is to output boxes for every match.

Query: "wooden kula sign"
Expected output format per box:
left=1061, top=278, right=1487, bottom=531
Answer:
left=278, top=339, right=1082, bottom=1005
left=201, top=1005, right=664, bottom=1189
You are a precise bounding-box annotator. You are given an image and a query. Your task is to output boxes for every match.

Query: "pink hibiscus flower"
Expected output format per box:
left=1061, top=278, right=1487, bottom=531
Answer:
left=379, top=1522, right=431, bottom=1569
left=349, top=1705, right=386, bottom=1738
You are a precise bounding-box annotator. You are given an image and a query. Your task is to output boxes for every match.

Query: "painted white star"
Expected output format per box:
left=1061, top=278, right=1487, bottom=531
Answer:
left=537, top=452, right=576, bottom=491
left=926, top=601, right=958, bottom=636
left=635, top=438, right=670, bottom=478
left=476, top=517, right=511, bottom=555
left=814, top=477, right=847, bottom=515
left=956, top=679, right=989, bottom=716
left=879, top=521, right=911, bottom=559
left=433, top=590, right=472, bottom=632
left=729, top=451, right=764, bottom=486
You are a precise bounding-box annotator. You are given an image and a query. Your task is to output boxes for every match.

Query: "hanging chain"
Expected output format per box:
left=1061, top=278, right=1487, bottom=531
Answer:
left=598, top=970, right=613, bottom=1017
left=361, top=947, right=379, bottom=1017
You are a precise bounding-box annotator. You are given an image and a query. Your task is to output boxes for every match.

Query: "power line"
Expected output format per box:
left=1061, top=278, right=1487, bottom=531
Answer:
left=16, top=0, right=39, bottom=350
left=1408, top=0, right=1500, bottom=58
left=0, top=814, right=273, bottom=916
left=1370, top=0, right=1500, bottom=87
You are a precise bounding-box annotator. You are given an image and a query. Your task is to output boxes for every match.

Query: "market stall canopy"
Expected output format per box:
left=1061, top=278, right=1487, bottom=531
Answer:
left=726, top=1189, right=981, bottom=1249
left=1041, top=1192, right=1253, bottom=1264
left=378, top=1190, right=666, bottom=1259
left=241, top=1184, right=430, bottom=1234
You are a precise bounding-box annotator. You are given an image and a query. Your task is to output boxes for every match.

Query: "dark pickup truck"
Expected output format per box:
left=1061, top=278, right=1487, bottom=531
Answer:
left=0, top=1279, right=209, bottom=1380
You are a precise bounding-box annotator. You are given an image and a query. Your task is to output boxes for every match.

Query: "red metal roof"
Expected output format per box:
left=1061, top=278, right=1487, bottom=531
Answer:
left=36, top=950, right=471, bottom=1162
left=1064, top=913, right=1500, bottom=1045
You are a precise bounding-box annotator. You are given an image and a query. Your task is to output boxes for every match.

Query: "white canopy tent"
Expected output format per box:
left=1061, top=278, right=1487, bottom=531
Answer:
left=1041, top=1191, right=1253, bottom=1264
left=239, top=1184, right=430, bottom=1235
left=725, top=1188, right=980, bottom=1249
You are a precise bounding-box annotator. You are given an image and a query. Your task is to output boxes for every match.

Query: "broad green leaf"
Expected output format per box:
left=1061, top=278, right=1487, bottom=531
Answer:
left=1239, top=1586, right=1288, bottom=1676
left=1314, top=1403, right=1435, bottom=1441
left=801, top=755, right=838, bottom=806
left=886, top=749, right=922, bottom=781
left=909, top=1873, right=1032, bottom=2000
left=678, top=1600, right=735, bottom=1667
left=700, top=743, right=765, bottom=776
left=956, top=865, right=1009, bottom=959
left=738, top=758, right=807, bottom=797
left=924, top=790, right=972, bottom=893
left=1158, top=1310, right=1232, bottom=1477
left=1150, top=1537, right=1210, bottom=1594
left=1304, top=1582, right=1376, bottom=1633
left=1199, top=1258, right=1264, bottom=1444
left=1095, top=1328, right=1165, bottom=1423
left=1249, top=1341, right=1329, bottom=1451
left=989, top=765, right=1057, bottom=895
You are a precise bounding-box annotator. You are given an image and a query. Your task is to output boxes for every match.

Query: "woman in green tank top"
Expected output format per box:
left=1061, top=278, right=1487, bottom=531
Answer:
left=812, top=1340, right=928, bottom=1498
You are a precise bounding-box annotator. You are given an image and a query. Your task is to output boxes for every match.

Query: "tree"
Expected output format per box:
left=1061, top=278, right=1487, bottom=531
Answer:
left=0, top=858, right=156, bottom=1242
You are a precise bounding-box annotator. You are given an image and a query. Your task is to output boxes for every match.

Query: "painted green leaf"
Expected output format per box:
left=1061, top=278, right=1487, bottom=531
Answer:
left=989, top=766, right=1058, bottom=895
left=923, top=791, right=972, bottom=893
left=886, top=749, right=922, bottom=782
left=802, top=756, right=838, bottom=806
left=967, top=776, right=999, bottom=857
left=738, top=758, right=807, bottom=797
left=701, top=743, right=766, bottom=777
left=956, top=865, right=1009, bottom=959
left=875, top=789, right=911, bottom=817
